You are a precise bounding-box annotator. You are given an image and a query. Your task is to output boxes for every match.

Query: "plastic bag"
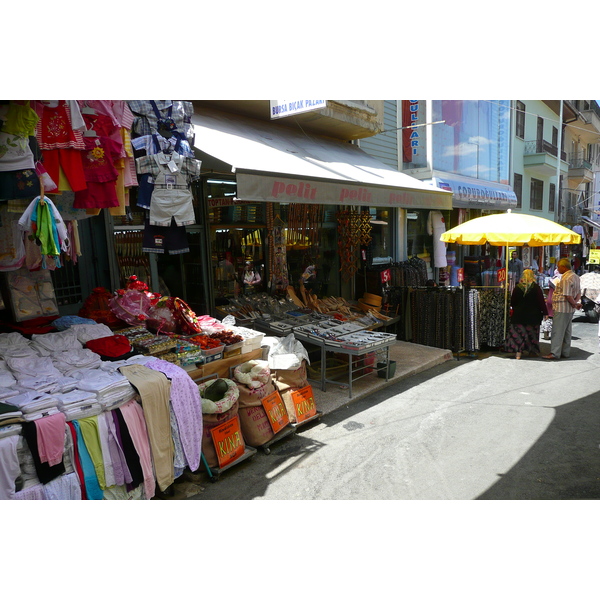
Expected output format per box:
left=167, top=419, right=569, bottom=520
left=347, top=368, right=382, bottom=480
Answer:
left=146, top=303, right=178, bottom=334
left=263, top=333, right=310, bottom=369
left=108, top=290, right=152, bottom=326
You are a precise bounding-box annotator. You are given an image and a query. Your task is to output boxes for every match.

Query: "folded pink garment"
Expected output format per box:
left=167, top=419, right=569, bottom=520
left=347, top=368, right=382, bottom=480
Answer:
left=35, top=412, right=67, bottom=466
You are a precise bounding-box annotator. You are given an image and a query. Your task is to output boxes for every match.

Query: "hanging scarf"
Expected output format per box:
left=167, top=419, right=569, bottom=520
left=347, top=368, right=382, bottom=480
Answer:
left=29, top=197, right=61, bottom=268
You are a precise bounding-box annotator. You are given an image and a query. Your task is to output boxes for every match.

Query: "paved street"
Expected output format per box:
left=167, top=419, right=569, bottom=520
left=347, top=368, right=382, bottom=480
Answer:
left=189, top=316, right=600, bottom=500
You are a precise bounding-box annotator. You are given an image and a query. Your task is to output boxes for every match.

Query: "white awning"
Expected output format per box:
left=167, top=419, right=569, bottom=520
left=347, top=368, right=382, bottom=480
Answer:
left=191, top=108, right=452, bottom=210
left=582, top=216, right=600, bottom=231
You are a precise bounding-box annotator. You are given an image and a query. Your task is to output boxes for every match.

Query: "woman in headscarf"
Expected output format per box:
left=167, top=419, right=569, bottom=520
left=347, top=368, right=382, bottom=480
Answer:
left=504, top=269, right=548, bottom=359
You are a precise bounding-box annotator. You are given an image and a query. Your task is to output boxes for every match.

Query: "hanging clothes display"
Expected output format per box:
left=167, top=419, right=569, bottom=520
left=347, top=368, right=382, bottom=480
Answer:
left=427, top=210, right=448, bottom=268
left=17, top=194, right=69, bottom=268
left=128, top=101, right=194, bottom=144
left=33, top=101, right=87, bottom=193
left=135, top=151, right=201, bottom=227
left=73, top=135, right=123, bottom=209
left=477, top=288, right=507, bottom=348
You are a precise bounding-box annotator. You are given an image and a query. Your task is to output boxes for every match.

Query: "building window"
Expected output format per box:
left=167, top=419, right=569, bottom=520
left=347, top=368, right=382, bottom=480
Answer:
left=552, top=127, right=558, bottom=147
left=549, top=183, right=556, bottom=213
left=530, top=178, right=544, bottom=211
left=516, top=101, right=525, bottom=139
left=513, top=173, right=523, bottom=209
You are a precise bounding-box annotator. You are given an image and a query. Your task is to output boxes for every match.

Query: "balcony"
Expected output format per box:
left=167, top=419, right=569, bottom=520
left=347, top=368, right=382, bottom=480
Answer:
left=568, top=153, right=593, bottom=183
left=191, top=100, right=385, bottom=141
left=523, top=139, right=567, bottom=177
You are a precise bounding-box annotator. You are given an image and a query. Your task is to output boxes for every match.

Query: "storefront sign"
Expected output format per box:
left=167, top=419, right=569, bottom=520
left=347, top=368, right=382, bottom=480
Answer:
left=207, top=197, right=253, bottom=208
left=290, top=385, right=317, bottom=423
left=432, top=177, right=517, bottom=210
left=402, top=100, right=421, bottom=163
left=588, top=249, right=600, bottom=264
left=270, top=100, right=327, bottom=119
left=236, top=172, right=452, bottom=210
left=261, top=390, right=290, bottom=434
left=210, top=415, right=245, bottom=468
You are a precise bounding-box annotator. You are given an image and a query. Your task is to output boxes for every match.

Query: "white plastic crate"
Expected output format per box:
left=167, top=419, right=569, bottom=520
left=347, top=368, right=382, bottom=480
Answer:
left=231, top=326, right=265, bottom=354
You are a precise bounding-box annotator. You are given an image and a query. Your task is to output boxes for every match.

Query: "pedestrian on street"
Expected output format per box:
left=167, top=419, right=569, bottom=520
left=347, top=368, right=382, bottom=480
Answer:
left=504, top=269, right=548, bottom=359
left=542, top=258, right=581, bottom=360
left=508, top=250, right=524, bottom=291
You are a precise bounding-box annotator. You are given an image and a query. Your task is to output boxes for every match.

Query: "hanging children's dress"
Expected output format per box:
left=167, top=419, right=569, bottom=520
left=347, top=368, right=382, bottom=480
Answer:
left=34, top=101, right=87, bottom=192
left=73, top=136, right=123, bottom=209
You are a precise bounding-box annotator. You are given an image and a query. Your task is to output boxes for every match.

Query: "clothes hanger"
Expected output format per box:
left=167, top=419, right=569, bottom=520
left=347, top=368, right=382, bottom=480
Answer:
left=80, top=102, right=97, bottom=115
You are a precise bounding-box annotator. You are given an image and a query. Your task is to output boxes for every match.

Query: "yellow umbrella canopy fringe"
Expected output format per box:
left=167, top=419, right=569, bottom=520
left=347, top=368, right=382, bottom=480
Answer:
left=440, top=210, right=581, bottom=247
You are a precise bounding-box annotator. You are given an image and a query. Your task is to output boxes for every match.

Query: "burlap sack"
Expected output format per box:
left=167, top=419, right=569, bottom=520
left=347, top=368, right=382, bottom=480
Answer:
left=201, top=400, right=241, bottom=469
left=235, top=378, right=277, bottom=446
left=274, top=380, right=298, bottom=424
left=238, top=405, right=276, bottom=447
left=273, top=361, right=308, bottom=424
left=273, top=360, right=308, bottom=389
left=236, top=379, right=275, bottom=408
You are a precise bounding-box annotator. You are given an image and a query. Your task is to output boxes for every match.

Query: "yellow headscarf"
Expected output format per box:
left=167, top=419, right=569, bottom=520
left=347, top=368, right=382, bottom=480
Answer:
left=518, top=269, right=536, bottom=294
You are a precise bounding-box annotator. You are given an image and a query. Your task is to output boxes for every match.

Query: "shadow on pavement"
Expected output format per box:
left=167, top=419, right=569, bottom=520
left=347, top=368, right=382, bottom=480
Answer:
left=477, top=391, right=600, bottom=500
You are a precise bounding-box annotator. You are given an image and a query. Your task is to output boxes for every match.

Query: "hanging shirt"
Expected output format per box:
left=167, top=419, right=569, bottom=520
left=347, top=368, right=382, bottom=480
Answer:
left=34, top=101, right=85, bottom=150
left=128, top=100, right=194, bottom=143
left=79, top=136, right=122, bottom=183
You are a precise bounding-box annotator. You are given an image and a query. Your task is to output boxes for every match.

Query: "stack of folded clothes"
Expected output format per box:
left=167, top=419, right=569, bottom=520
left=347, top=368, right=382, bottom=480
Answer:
left=0, top=332, right=32, bottom=358
left=5, top=350, right=63, bottom=394
left=9, top=392, right=61, bottom=421
left=0, top=368, right=19, bottom=403
left=55, top=389, right=102, bottom=421
left=0, top=424, right=22, bottom=499
left=72, top=368, right=137, bottom=411
left=51, top=348, right=103, bottom=377
left=69, top=322, right=115, bottom=345
left=29, top=329, right=83, bottom=357
left=0, top=401, right=24, bottom=426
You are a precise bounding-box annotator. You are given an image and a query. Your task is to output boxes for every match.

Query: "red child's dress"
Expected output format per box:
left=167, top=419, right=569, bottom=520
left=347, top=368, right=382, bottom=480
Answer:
left=73, top=136, right=123, bottom=209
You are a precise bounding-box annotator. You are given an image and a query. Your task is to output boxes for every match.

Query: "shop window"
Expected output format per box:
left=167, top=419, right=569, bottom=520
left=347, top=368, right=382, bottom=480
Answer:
left=51, top=260, right=83, bottom=307
left=513, top=173, right=523, bottom=209
left=432, top=100, right=510, bottom=184
left=365, top=208, right=392, bottom=264
left=530, top=178, right=543, bottom=211
left=549, top=183, right=556, bottom=213
left=281, top=203, right=339, bottom=297
left=516, top=101, right=525, bottom=139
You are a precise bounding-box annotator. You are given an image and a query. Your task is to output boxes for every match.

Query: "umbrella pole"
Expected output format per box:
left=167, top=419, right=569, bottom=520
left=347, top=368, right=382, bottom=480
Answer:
left=504, top=241, right=509, bottom=341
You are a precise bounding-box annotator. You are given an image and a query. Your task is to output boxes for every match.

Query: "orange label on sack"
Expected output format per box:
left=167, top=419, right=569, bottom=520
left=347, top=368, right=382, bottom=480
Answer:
left=210, top=415, right=245, bottom=468
left=261, top=390, right=290, bottom=434
left=291, top=385, right=317, bottom=423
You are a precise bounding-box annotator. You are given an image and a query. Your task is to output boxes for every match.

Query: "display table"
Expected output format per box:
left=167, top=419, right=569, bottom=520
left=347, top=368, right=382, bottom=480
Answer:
left=293, top=326, right=397, bottom=399
left=185, top=347, right=263, bottom=380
